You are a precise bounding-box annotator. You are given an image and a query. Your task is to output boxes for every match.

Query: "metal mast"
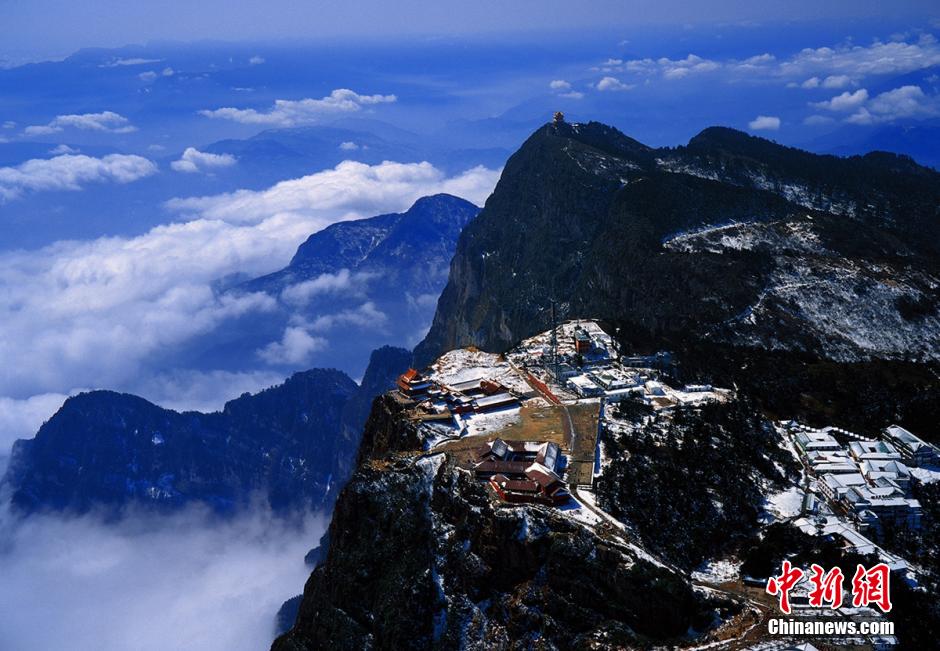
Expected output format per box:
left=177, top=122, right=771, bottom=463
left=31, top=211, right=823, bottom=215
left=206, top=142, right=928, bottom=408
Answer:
left=550, top=300, right=560, bottom=381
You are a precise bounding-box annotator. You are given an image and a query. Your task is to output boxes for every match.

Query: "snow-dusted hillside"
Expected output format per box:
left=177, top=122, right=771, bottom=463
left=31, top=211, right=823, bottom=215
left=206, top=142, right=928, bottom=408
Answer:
left=664, top=218, right=940, bottom=361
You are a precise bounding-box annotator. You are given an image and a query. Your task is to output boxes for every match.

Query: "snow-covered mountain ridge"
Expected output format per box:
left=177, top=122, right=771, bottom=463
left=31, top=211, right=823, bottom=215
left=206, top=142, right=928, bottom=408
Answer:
left=416, top=120, right=940, bottom=366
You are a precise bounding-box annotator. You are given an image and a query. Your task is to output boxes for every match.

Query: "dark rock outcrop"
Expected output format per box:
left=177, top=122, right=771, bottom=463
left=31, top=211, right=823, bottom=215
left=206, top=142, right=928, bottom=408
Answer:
left=332, top=345, right=413, bottom=497
left=275, top=596, right=304, bottom=637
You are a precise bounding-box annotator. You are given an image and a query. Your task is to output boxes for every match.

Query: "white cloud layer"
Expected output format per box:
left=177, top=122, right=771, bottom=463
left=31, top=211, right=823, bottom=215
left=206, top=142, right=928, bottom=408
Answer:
left=138, top=68, right=173, bottom=82
left=99, top=57, right=163, bottom=67
left=0, top=153, right=157, bottom=201
left=308, top=301, right=387, bottom=333
left=596, top=33, right=940, bottom=93
left=807, top=84, right=937, bottom=125
left=748, top=115, right=781, bottom=131
left=811, top=88, right=870, bottom=111
left=279, top=269, right=376, bottom=307
left=0, top=504, right=324, bottom=651
left=257, top=299, right=389, bottom=366
left=24, top=111, right=136, bottom=136
left=200, top=89, right=397, bottom=127
left=0, top=159, right=498, bottom=398
left=780, top=34, right=940, bottom=80
left=171, top=147, right=238, bottom=173
left=846, top=85, right=937, bottom=124
left=49, top=144, right=79, bottom=155
left=821, top=74, right=852, bottom=88
left=595, top=76, right=634, bottom=91
left=257, top=326, right=328, bottom=365
left=167, top=160, right=498, bottom=224
left=131, top=369, right=287, bottom=414
left=602, top=54, right=720, bottom=80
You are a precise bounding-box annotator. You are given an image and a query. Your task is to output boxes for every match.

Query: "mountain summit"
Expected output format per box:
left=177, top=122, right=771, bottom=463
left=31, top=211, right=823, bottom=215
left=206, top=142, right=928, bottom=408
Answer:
left=247, top=193, right=479, bottom=294
left=415, top=121, right=940, bottom=366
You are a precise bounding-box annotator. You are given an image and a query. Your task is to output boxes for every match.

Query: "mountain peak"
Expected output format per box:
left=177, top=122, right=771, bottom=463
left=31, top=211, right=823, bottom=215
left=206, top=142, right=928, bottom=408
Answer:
left=281, top=193, right=479, bottom=273
left=417, top=116, right=940, bottom=367
left=687, top=125, right=795, bottom=158
left=408, top=193, right=476, bottom=211
left=534, top=119, right=652, bottom=158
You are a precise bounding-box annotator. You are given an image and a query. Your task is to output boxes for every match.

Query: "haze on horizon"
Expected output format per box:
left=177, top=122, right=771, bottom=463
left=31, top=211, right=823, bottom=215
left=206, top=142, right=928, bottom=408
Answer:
left=3, top=0, right=936, bottom=62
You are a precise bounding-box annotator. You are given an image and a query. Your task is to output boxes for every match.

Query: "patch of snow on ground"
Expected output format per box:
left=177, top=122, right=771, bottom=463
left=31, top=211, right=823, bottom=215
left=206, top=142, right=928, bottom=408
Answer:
left=428, top=349, right=504, bottom=386
left=594, top=439, right=610, bottom=477
left=764, top=486, right=804, bottom=520
left=558, top=495, right=602, bottom=527
left=416, top=453, right=445, bottom=492
left=514, top=509, right=535, bottom=541
left=575, top=488, right=672, bottom=570
left=428, top=348, right=534, bottom=396
left=663, top=219, right=827, bottom=256
left=655, top=158, right=722, bottom=182
left=422, top=422, right=461, bottom=450
left=458, top=407, right=522, bottom=437
left=691, top=558, right=741, bottom=584
left=734, top=256, right=940, bottom=361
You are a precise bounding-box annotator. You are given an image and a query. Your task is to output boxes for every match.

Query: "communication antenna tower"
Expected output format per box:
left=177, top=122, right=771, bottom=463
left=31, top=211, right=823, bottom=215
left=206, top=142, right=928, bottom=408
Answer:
left=550, top=300, right=560, bottom=381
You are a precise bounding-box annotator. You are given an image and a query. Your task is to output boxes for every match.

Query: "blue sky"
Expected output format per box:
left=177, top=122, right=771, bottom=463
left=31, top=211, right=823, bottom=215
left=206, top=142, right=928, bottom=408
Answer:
left=4, top=17, right=940, bottom=245
left=1, top=3, right=940, bottom=444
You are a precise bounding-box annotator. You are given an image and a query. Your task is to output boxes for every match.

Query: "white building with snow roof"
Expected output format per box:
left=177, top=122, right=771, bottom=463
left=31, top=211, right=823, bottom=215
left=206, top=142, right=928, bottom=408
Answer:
left=848, top=440, right=902, bottom=463
left=884, top=425, right=939, bottom=467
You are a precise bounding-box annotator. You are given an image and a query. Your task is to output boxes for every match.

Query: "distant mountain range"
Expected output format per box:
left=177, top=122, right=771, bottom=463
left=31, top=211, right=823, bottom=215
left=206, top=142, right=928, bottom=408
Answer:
left=2, top=346, right=411, bottom=515
left=802, top=119, right=940, bottom=171
left=180, top=193, right=479, bottom=378
left=202, top=123, right=512, bottom=187
left=416, top=121, right=940, bottom=366
left=244, top=193, right=479, bottom=297
left=1, top=193, right=480, bottom=515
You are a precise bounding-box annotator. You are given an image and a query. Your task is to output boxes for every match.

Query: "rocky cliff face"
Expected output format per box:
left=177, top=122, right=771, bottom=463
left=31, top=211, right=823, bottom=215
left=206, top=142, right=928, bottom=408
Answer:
left=3, top=347, right=411, bottom=515
left=273, top=395, right=737, bottom=651
left=331, top=346, right=414, bottom=496
left=415, top=121, right=940, bottom=366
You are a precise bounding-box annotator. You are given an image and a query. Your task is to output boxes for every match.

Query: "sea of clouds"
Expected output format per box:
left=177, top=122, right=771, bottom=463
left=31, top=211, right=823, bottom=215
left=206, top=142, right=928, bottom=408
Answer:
left=0, top=502, right=324, bottom=651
